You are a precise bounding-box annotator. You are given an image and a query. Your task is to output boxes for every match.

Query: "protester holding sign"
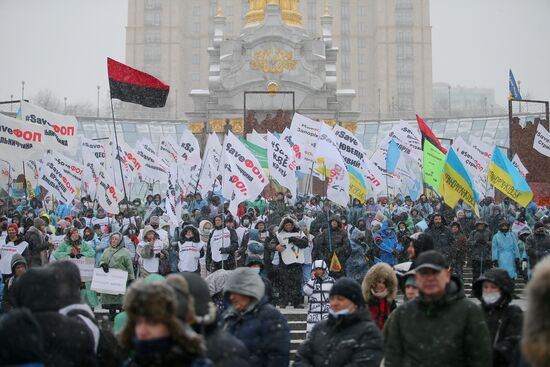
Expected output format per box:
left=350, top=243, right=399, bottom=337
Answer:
left=137, top=225, right=167, bottom=277
left=99, top=232, right=135, bottom=319
left=0, top=224, right=28, bottom=281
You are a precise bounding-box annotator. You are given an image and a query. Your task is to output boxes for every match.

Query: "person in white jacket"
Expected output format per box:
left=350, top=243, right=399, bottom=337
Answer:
left=177, top=225, right=205, bottom=273
left=136, top=225, right=166, bottom=277
left=303, top=260, right=335, bottom=334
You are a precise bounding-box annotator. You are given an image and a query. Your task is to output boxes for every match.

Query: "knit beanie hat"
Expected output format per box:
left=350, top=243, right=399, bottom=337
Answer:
left=329, top=277, right=365, bottom=307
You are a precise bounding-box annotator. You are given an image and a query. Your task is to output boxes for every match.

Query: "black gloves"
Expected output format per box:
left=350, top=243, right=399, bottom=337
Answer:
left=219, top=247, right=230, bottom=254
left=126, top=279, right=133, bottom=287
left=288, top=237, right=297, bottom=244
left=76, top=254, right=82, bottom=259
left=155, top=253, right=161, bottom=258
left=101, top=263, right=109, bottom=273
left=69, top=253, right=76, bottom=258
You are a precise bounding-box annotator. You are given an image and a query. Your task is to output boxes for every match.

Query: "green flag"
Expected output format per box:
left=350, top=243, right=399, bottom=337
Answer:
left=423, top=139, right=446, bottom=190
left=239, top=137, right=268, bottom=168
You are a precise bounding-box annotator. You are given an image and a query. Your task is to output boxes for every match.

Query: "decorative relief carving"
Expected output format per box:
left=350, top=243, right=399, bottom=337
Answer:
left=251, top=48, right=297, bottom=73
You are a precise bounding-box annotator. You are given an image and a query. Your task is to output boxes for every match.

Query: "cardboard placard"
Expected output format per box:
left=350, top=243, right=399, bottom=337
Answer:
left=91, top=268, right=128, bottom=295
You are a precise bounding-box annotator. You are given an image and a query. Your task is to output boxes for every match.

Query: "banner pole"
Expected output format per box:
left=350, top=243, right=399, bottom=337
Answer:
left=22, top=161, right=28, bottom=202
left=110, top=98, right=129, bottom=208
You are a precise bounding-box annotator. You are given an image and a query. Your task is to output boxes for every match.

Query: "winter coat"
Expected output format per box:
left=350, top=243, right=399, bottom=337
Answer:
left=312, top=216, right=351, bottom=276
left=473, top=268, right=523, bottom=367
left=12, top=266, right=99, bottom=367
left=525, top=232, right=550, bottom=267
left=345, top=228, right=371, bottom=283
left=452, top=231, right=468, bottom=265
left=223, top=297, right=290, bottom=367
left=206, top=226, right=239, bottom=270
left=347, top=205, right=365, bottom=226
left=303, top=260, right=334, bottom=333
left=383, top=277, right=492, bottom=367
left=373, top=222, right=402, bottom=266
left=83, top=231, right=106, bottom=267
left=268, top=200, right=288, bottom=226
left=425, top=221, right=455, bottom=264
left=492, top=231, right=520, bottom=279
left=23, top=225, right=47, bottom=268
left=309, top=212, right=328, bottom=237
left=522, top=257, right=550, bottom=367
left=52, top=237, right=96, bottom=260
left=122, top=341, right=208, bottom=367
left=1, top=254, right=27, bottom=312
left=468, top=224, right=493, bottom=262
left=270, top=216, right=309, bottom=265
left=362, top=263, right=398, bottom=330
left=99, top=234, right=135, bottom=306
left=294, top=308, right=384, bottom=367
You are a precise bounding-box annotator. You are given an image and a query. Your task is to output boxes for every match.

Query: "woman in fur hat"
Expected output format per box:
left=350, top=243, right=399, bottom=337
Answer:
left=120, top=279, right=207, bottom=367
left=361, top=262, right=398, bottom=330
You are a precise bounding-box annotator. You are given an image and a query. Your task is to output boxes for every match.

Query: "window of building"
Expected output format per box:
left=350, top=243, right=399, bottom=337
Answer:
left=341, top=54, right=350, bottom=68
left=358, top=54, right=366, bottom=65
left=192, top=22, right=200, bottom=33
left=193, top=6, right=201, bottom=17
left=144, top=45, right=161, bottom=60
left=145, top=29, right=161, bottom=43
left=341, top=0, right=350, bottom=19
left=358, top=22, right=367, bottom=33
left=341, top=21, right=350, bottom=34
left=358, top=38, right=367, bottom=49
left=341, top=38, right=350, bottom=51
left=192, top=53, right=200, bottom=65
left=359, top=71, right=366, bottom=81
left=191, top=73, right=200, bottom=82
left=358, top=6, right=367, bottom=17
left=145, top=11, right=161, bottom=26
left=342, top=71, right=351, bottom=85
left=145, top=0, right=161, bottom=10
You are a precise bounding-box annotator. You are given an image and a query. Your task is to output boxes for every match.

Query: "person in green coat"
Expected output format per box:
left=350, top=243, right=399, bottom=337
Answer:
left=99, top=232, right=135, bottom=319
left=383, top=250, right=492, bottom=367
left=52, top=226, right=98, bottom=308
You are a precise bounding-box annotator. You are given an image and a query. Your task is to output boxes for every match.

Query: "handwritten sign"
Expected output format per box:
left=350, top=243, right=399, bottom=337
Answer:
left=91, top=268, right=128, bottom=295
left=68, top=256, right=96, bottom=282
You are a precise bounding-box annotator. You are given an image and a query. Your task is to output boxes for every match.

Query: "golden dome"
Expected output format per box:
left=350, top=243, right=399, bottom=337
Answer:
left=245, top=0, right=302, bottom=28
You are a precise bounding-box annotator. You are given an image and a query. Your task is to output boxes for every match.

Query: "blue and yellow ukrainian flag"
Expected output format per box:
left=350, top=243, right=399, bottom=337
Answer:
left=509, top=69, right=522, bottom=100
left=439, top=147, right=479, bottom=214
left=348, top=165, right=367, bottom=203
left=488, top=147, right=533, bottom=207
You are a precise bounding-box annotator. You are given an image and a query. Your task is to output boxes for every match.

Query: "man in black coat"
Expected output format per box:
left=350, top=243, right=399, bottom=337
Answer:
left=468, top=220, right=493, bottom=284
left=295, top=277, right=383, bottom=366
left=312, top=215, right=351, bottom=279
left=525, top=222, right=550, bottom=268
left=424, top=213, right=455, bottom=265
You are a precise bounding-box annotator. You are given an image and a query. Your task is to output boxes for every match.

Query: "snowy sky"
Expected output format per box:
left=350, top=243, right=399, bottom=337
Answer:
left=0, top=0, right=548, bottom=111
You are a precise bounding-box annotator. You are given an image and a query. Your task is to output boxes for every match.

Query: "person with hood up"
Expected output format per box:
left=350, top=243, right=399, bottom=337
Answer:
left=347, top=198, right=365, bottom=227
left=271, top=215, right=309, bottom=308
left=223, top=267, right=290, bottom=367
left=303, top=259, right=334, bottom=334
left=383, top=250, right=492, bottom=366
left=409, top=207, right=423, bottom=226
left=82, top=225, right=105, bottom=267
left=362, top=262, right=398, bottom=330
left=137, top=225, right=168, bottom=277
left=99, top=232, right=135, bottom=318
left=468, top=219, right=493, bottom=285
left=295, top=277, right=384, bottom=367
left=119, top=279, right=208, bottom=367
left=198, top=220, right=213, bottom=276
left=491, top=221, right=521, bottom=280
left=521, top=256, right=550, bottom=367
left=177, top=225, right=205, bottom=273
left=525, top=221, right=550, bottom=268
left=0, top=223, right=28, bottom=281
left=179, top=272, right=250, bottom=367
left=425, top=213, right=455, bottom=265
left=206, top=215, right=239, bottom=271
left=1, top=253, right=27, bottom=312
left=473, top=268, right=523, bottom=367
left=517, top=228, right=530, bottom=281
left=23, top=217, right=49, bottom=268
left=312, top=215, right=351, bottom=279
left=450, top=221, right=468, bottom=281
left=345, top=227, right=371, bottom=284
left=373, top=220, right=402, bottom=266
left=53, top=226, right=98, bottom=308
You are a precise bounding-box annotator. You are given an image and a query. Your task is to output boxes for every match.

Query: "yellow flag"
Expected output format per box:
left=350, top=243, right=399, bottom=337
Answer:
left=330, top=252, right=342, bottom=273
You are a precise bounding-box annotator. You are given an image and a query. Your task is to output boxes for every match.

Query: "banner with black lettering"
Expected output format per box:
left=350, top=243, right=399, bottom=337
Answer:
left=81, top=137, right=106, bottom=197
left=178, top=128, right=201, bottom=165
left=533, top=123, right=550, bottom=158
left=198, top=133, right=222, bottom=196
left=96, top=168, right=123, bottom=214
left=0, top=160, right=14, bottom=190
left=135, top=138, right=169, bottom=183
left=40, top=154, right=80, bottom=203
left=20, top=101, right=78, bottom=151
left=289, top=113, right=322, bottom=170
left=0, top=113, right=45, bottom=161
left=267, top=132, right=297, bottom=199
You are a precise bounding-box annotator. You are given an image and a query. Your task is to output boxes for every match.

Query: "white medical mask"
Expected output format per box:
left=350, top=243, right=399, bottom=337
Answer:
left=329, top=308, right=352, bottom=318
left=251, top=267, right=261, bottom=274
left=482, top=292, right=501, bottom=305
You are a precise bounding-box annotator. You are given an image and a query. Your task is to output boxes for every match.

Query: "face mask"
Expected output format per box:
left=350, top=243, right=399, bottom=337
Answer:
left=251, top=267, right=261, bottom=274
left=243, top=220, right=250, bottom=226
left=329, top=308, right=352, bottom=318
left=482, top=292, right=501, bottom=305
left=129, top=230, right=136, bottom=235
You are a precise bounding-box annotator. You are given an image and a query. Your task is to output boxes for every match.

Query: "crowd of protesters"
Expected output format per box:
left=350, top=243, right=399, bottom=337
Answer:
left=0, top=190, right=549, bottom=366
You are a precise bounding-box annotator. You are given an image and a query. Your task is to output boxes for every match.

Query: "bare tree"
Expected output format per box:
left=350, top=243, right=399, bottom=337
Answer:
left=33, top=89, right=62, bottom=113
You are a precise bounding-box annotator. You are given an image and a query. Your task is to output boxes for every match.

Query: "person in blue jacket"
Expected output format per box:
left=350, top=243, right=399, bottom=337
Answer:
left=373, top=221, right=402, bottom=266
left=492, top=221, right=520, bottom=280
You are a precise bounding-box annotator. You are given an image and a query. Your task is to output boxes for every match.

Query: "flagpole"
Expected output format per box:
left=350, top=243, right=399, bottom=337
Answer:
left=110, top=98, right=130, bottom=207
left=22, top=161, right=28, bottom=202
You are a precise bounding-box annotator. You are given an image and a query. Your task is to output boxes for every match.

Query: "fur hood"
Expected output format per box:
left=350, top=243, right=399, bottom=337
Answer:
left=522, top=256, right=550, bottom=367
left=361, top=263, right=398, bottom=303
left=278, top=215, right=300, bottom=233
left=180, top=225, right=200, bottom=243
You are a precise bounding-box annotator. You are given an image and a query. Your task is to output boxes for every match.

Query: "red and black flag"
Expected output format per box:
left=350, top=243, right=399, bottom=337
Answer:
left=416, top=114, right=447, bottom=154
left=107, top=57, right=169, bottom=108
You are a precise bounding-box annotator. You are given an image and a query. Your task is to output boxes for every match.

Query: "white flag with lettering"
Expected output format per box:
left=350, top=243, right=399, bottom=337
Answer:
left=267, top=132, right=297, bottom=199
left=0, top=113, right=46, bottom=161
left=135, top=139, right=169, bottom=183
left=96, top=168, right=123, bottom=214
left=512, top=154, right=529, bottom=178
left=533, top=123, right=550, bottom=158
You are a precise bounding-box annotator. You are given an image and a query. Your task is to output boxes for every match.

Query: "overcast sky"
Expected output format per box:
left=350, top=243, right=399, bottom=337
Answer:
left=0, top=0, right=548, bottom=112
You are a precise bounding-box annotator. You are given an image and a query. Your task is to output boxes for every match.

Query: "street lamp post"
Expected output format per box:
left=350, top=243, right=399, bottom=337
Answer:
left=97, top=85, right=101, bottom=117
left=448, top=85, right=451, bottom=116
left=10, top=94, right=13, bottom=112
left=21, top=81, right=25, bottom=102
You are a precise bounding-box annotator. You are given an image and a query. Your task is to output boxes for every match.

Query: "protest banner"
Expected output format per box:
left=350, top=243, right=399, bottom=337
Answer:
left=91, top=268, right=128, bottom=295
left=68, top=257, right=96, bottom=282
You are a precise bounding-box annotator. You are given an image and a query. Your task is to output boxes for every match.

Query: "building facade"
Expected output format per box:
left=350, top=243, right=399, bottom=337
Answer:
left=124, top=0, right=432, bottom=120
